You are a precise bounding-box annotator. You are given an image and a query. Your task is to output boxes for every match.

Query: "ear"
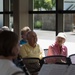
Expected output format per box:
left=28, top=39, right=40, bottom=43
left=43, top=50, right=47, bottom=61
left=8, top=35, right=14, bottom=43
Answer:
left=11, top=48, right=16, bottom=56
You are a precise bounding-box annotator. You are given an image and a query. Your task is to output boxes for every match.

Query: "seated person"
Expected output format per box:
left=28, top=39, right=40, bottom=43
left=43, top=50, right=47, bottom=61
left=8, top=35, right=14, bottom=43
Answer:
left=47, top=32, right=68, bottom=63
left=19, top=31, right=45, bottom=75
left=20, top=26, right=31, bottom=45
left=19, top=31, right=45, bottom=59
left=0, top=31, right=25, bottom=75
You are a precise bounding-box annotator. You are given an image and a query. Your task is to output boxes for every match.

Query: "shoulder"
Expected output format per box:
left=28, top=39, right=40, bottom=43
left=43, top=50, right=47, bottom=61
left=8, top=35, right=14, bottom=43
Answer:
left=62, top=45, right=68, bottom=53
left=20, top=40, right=27, bottom=45
left=49, top=44, right=54, bottom=48
left=20, top=40, right=24, bottom=44
left=62, top=45, right=67, bottom=49
left=8, top=63, right=25, bottom=75
left=21, top=43, right=28, bottom=48
left=36, top=44, right=40, bottom=47
left=0, top=60, right=25, bottom=75
left=12, top=71, right=25, bottom=75
left=36, top=44, right=42, bottom=49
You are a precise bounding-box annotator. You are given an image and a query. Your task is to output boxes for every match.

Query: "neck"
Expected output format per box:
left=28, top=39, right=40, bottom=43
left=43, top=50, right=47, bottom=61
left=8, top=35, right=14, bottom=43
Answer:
left=55, top=42, right=62, bottom=47
left=23, top=39, right=26, bottom=41
left=29, top=43, right=36, bottom=48
left=0, top=56, right=13, bottom=61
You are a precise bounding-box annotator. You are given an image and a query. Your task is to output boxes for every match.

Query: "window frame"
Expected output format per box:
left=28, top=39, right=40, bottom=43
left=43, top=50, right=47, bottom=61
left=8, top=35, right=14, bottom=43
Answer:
left=29, top=0, right=75, bottom=35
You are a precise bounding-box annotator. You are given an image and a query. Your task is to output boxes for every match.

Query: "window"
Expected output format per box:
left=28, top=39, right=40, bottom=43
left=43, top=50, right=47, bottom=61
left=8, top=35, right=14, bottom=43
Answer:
left=30, top=0, right=56, bottom=41
left=0, top=0, right=13, bottom=29
left=64, top=0, right=75, bottom=10
left=0, top=0, right=3, bottom=27
left=63, top=0, right=75, bottom=43
left=29, top=0, right=75, bottom=56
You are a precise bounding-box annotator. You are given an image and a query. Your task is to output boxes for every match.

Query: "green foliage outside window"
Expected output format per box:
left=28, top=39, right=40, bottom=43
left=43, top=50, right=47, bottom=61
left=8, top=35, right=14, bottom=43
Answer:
left=34, top=21, right=42, bottom=29
left=34, top=0, right=56, bottom=10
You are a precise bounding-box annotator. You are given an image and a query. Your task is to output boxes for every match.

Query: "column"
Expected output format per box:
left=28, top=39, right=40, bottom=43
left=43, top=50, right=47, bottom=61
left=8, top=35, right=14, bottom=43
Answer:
left=13, top=0, right=29, bottom=39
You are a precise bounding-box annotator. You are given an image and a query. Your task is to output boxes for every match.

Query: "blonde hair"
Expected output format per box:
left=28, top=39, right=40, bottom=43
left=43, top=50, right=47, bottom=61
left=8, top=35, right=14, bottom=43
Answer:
left=21, top=26, right=31, bottom=35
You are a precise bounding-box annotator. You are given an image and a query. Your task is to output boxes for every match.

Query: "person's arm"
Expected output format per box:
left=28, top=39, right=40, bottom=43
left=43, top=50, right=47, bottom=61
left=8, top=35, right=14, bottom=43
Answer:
left=47, top=46, right=53, bottom=56
left=39, top=45, right=45, bottom=59
left=65, top=46, right=68, bottom=57
left=61, top=46, right=68, bottom=57
left=41, top=48, right=45, bottom=57
left=19, top=45, right=27, bottom=58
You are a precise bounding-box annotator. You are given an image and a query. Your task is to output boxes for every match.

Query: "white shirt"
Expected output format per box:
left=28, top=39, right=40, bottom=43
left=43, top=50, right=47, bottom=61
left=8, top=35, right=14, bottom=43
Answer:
left=0, top=59, right=25, bottom=75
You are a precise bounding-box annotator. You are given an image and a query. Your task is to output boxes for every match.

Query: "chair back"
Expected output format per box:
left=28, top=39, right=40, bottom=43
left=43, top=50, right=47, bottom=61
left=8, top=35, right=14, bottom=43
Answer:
left=42, top=55, right=69, bottom=65
left=23, top=57, right=41, bottom=74
left=69, top=54, right=75, bottom=64
left=13, top=55, right=31, bottom=75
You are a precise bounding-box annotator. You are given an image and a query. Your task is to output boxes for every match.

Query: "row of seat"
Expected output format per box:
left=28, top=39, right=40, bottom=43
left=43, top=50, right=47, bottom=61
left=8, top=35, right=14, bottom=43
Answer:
left=38, top=54, right=75, bottom=75
left=13, top=54, right=75, bottom=75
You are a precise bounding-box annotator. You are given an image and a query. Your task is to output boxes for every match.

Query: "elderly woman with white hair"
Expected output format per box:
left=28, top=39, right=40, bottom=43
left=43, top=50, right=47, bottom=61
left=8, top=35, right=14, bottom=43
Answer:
left=47, top=32, right=68, bottom=57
